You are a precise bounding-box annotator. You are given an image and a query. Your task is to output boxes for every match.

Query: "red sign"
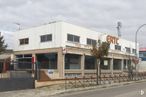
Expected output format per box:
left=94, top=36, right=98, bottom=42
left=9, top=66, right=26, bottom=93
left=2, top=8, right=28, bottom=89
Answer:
left=106, top=35, right=119, bottom=44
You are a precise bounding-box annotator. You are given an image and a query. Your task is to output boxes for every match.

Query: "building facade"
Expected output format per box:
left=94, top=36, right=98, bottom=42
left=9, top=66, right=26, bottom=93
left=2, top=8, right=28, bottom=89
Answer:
left=139, top=48, right=146, bottom=72
left=13, top=21, right=138, bottom=79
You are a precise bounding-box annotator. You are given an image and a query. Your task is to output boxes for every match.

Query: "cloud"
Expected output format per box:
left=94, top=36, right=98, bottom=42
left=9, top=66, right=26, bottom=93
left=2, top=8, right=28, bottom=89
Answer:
left=0, top=0, right=146, bottom=47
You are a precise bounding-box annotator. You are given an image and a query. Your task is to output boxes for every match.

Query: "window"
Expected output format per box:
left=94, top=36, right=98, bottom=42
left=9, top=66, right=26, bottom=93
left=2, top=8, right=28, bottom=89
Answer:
left=36, top=53, right=57, bottom=69
left=67, top=34, right=80, bottom=43
left=87, top=38, right=96, bottom=45
left=85, top=56, right=96, bottom=69
left=65, top=54, right=81, bottom=69
left=19, top=38, right=29, bottom=45
left=40, top=34, right=52, bottom=42
left=132, top=49, right=136, bottom=54
left=115, top=45, right=121, bottom=51
left=15, top=54, right=32, bottom=69
left=113, top=59, right=122, bottom=70
left=125, top=47, right=131, bottom=53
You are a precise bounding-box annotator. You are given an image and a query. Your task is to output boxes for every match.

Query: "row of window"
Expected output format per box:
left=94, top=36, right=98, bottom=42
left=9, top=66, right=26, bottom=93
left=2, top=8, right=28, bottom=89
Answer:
left=115, top=45, right=136, bottom=54
left=67, top=34, right=96, bottom=45
left=19, top=33, right=136, bottom=54
left=19, top=34, right=52, bottom=45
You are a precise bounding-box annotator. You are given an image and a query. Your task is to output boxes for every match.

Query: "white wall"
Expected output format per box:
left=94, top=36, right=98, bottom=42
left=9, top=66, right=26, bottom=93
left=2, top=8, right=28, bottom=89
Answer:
left=13, top=21, right=137, bottom=55
left=61, top=22, right=100, bottom=47
left=101, top=34, right=137, bottom=55
left=14, top=22, right=62, bottom=51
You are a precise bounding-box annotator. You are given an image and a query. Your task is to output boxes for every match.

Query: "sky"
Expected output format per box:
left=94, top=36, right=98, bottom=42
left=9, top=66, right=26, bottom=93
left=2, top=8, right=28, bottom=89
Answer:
left=0, top=0, right=146, bottom=48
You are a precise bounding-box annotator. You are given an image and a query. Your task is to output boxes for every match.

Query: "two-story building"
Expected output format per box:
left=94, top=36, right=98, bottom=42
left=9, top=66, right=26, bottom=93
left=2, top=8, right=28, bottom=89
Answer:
left=13, top=21, right=138, bottom=79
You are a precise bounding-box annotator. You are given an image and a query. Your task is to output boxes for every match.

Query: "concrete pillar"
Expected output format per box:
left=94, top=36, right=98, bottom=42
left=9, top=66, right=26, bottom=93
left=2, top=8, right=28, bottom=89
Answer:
left=81, top=54, right=85, bottom=77
left=110, top=58, right=113, bottom=75
left=121, top=59, right=124, bottom=72
left=57, top=48, right=65, bottom=78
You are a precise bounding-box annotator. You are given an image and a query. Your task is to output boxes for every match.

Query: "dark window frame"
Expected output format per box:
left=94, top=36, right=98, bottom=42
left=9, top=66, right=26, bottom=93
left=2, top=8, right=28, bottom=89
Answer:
left=40, top=34, right=52, bottom=42
left=115, top=45, right=121, bottom=51
left=125, top=47, right=131, bottom=53
left=67, top=34, right=80, bottom=43
left=87, top=38, right=96, bottom=45
left=19, top=38, right=29, bottom=45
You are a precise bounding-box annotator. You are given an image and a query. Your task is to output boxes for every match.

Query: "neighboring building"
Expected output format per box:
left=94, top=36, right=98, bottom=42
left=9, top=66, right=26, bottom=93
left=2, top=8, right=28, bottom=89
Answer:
left=139, top=48, right=146, bottom=72
left=13, top=21, right=138, bottom=79
left=0, top=50, right=13, bottom=73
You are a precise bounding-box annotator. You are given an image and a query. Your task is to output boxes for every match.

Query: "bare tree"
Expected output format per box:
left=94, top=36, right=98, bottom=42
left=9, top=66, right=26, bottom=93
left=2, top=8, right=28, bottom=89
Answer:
left=91, top=40, right=110, bottom=85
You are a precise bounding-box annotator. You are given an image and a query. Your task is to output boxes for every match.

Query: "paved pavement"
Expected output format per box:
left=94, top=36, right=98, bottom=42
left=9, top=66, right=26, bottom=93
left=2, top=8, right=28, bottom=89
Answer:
left=0, top=81, right=146, bottom=97
left=52, top=81, right=146, bottom=97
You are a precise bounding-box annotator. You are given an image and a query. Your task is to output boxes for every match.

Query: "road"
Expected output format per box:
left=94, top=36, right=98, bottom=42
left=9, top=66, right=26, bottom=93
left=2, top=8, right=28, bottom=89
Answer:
left=52, top=82, right=146, bottom=97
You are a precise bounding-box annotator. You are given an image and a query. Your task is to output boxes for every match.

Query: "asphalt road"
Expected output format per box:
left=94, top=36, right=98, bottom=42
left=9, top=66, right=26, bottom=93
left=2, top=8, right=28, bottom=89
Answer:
left=52, top=82, right=146, bottom=97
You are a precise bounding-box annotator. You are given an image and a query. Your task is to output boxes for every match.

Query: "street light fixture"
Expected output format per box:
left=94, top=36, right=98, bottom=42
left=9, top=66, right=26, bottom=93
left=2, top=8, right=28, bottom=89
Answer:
left=135, top=24, right=146, bottom=57
left=135, top=24, right=146, bottom=79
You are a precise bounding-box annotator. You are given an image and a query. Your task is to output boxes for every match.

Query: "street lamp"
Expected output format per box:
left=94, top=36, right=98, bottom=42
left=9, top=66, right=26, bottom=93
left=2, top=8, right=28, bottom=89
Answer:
left=135, top=24, right=146, bottom=79
left=135, top=24, right=146, bottom=56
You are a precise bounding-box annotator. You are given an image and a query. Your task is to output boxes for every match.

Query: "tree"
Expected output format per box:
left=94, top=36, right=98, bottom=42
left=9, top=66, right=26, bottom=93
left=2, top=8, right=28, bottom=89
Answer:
left=0, top=32, right=7, bottom=54
left=91, top=40, right=110, bottom=85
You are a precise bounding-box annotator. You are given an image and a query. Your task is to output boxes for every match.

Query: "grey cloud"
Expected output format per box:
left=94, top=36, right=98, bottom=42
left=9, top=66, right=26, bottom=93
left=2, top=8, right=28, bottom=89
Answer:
left=0, top=0, right=146, bottom=47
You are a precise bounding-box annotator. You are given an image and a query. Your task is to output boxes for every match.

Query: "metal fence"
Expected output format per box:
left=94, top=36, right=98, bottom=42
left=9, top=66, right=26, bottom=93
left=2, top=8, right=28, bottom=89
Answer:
left=64, top=72, right=146, bottom=89
left=0, top=61, right=35, bottom=92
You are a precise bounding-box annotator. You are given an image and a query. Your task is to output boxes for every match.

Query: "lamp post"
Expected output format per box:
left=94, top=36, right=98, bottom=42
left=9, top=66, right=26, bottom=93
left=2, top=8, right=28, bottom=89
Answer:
left=135, top=24, right=146, bottom=79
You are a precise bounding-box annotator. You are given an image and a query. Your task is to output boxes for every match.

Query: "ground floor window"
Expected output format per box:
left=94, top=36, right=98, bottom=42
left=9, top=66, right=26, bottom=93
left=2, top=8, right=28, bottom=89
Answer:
left=100, top=59, right=110, bottom=70
left=123, top=59, right=131, bottom=70
left=15, top=54, right=32, bottom=69
left=36, top=53, right=57, bottom=69
left=85, top=56, right=96, bottom=69
left=65, top=54, right=81, bottom=69
left=113, top=59, right=122, bottom=70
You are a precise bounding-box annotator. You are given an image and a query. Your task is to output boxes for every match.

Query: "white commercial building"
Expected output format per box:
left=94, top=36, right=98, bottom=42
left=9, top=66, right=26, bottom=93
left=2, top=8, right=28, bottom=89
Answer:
left=13, top=21, right=138, bottom=79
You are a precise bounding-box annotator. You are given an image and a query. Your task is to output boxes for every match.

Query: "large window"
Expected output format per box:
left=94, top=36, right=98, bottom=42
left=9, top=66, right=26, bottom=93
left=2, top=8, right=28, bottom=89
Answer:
left=115, top=45, right=121, bottom=51
left=65, top=54, right=81, bottom=69
left=85, top=56, right=96, bottom=69
left=15, top=54, right=32, bottom=69
left=125, top=47, right=131, bottom=53
left=67, top=34, right=80, bottom=43
left=113, top=59, right=122, bottom=70
left=87, top=38, right=96, bottom=45
left=19, top=38, right=29, bottom=45
left=36, top=53, right=57, bottom=69
left=40, top=34, right=52, bottom=42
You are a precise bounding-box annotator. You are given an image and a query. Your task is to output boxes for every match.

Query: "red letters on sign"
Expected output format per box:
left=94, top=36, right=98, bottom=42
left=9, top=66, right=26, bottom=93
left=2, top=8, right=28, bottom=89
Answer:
left=106, top=35, right=119, bottom=44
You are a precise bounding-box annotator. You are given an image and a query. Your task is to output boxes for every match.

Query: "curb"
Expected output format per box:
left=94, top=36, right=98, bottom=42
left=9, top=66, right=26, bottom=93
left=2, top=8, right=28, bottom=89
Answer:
left=52, top=79, right=146, bottom=96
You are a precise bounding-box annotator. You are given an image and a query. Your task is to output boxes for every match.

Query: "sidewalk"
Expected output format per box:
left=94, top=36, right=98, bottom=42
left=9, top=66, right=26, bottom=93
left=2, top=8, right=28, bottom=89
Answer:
left=0, top=79, right=146, bottom=97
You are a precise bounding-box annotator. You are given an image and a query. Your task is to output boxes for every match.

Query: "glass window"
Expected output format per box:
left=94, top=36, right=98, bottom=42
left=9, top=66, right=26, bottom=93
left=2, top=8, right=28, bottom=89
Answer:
left=36, top=53, right=57, bottom=69
left=74, top=35, right=80, bottom=42
left=115, top=45, right=121, bottom=51
left=67, top=34, right=80, bottom=43
left=40, top=34, right=52, bottom=42
left=125, top=47, right=131, bottom=53
left=113, top=59, right=122, bottom=70
left=19, top=38, right=29, bottom=45
left=65, top=54, right=81, bottom=69
left=15, top=54, right=32, bottom=69
left=132, top=49, right=136, bottom=54
left=87, top=38, right=96, bottom=45
left=85, top=56, right=96, bottom=69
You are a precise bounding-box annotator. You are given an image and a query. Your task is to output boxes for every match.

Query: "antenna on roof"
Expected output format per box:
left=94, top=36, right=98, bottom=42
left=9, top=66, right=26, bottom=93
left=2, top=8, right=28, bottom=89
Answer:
left=117, top=21, right=122, bottom=37
left=14, top=22, right=21, bottom=30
